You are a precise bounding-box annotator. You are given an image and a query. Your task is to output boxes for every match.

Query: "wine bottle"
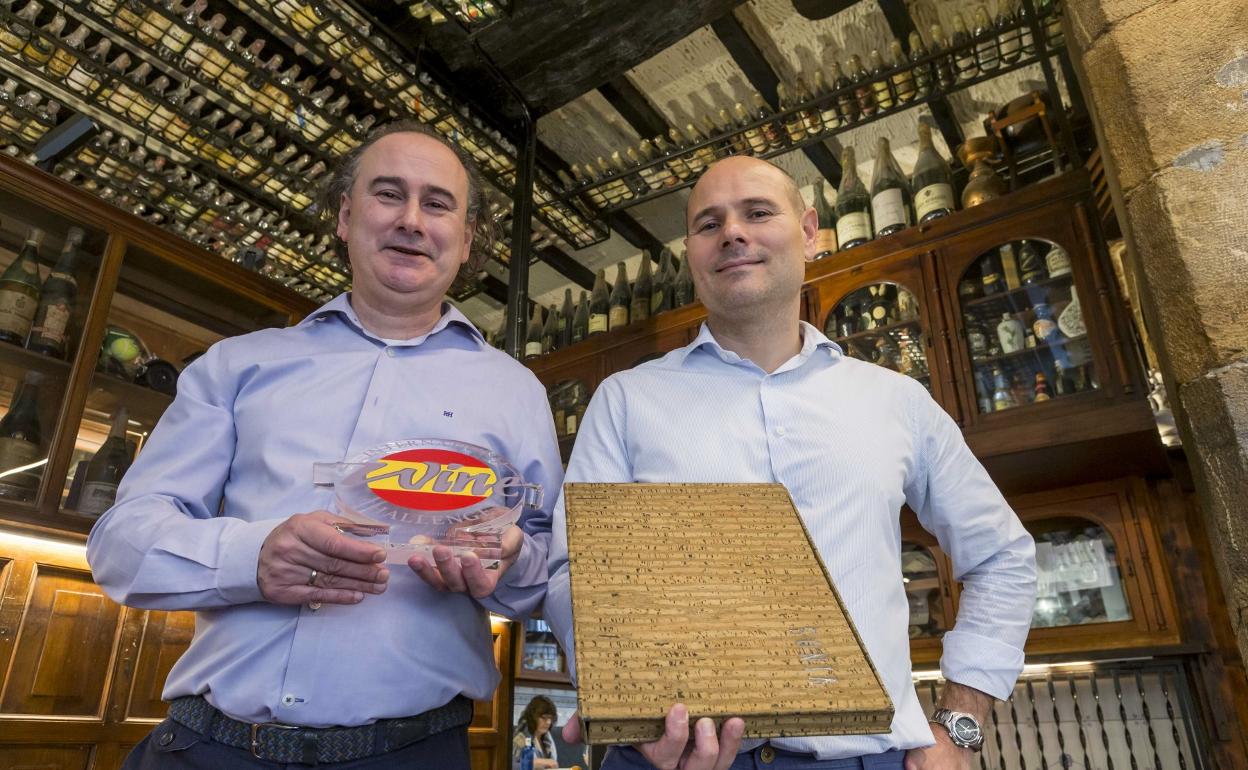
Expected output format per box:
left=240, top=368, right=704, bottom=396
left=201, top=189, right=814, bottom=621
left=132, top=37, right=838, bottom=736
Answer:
left=867, top=50, right=895, bottom=112
left=0, top=228, right=44, bottom=346
left=27, top=227, right=83, bottom=358
left=847, top=55, right=877, bottom=118
left=608, top=262, right=631, bottom=330
left=673, top=252, right=695, bottom=307
left=888, top=40, right=917, bottom=104
left=46, top=23, right=89, bottom=80
left=735, top=101, right=768, bottom=155
left=21, top=12, right=64, bottom=68
left=651, top=247, right=673, bottom=315
left=909, top=32, right=934, bottom=98
left=980, top=252, right=1007, bottom=295
left=631, top=253, right=653, bottom=323
left=829, top=60, right=858, bottom=125
left=869, top=137, right=913, bottom=237
left=76, top=408, right=134, bottom=517
left=973, top=7, right=1000, bottom=73
left=812, top=179, right=837, bottom=258
left=0, top=371, right=43, bottom=499
left=794, top=76, right=822, bottom=136
left=992, top=367, right=1016, bottom=410
left=588, top=269, right=609, bottom=336
left=541, top=303, right=559, bottom=354
left=1033, top=372, right=1051, bottom=402
left=0, top=1, right=39, bottom=55
left=572, top=291, right=590, bottom=343
left=777, top=83, right=804, bottom=144
left=1018, top=240, right=1047, bottom=284
left=813, top=70, right=841, bottom=131
left=718, top=108, right=750, bottom=156
left=911, top=124, right=955, bottom=223
left=683, top=122, right=717, bottom=172
left=951, top=14, right=978, bottom=81
left=559, top=288, right=575, bottom=348
left=835, top=147, right=872, bottom=250
left=524, top=303, right=543, bottom=359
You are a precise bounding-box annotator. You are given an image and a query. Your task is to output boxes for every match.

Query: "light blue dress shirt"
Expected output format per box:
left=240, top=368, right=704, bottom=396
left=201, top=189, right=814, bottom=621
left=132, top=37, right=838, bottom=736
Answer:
left=545, top=321, right=1036, bottom=759
left=87, top=294, right=563, bottom=728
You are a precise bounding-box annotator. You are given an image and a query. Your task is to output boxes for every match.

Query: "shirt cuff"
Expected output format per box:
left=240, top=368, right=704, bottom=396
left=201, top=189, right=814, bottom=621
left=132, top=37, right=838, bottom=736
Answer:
left=939, top=629, right=1027, bottom=701
left=216, top=517, right=285, bottom=605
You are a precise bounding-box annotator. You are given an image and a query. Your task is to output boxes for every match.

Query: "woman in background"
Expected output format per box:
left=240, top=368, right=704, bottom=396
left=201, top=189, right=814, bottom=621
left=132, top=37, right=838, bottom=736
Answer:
left=513, top=695, right=560, bottom=769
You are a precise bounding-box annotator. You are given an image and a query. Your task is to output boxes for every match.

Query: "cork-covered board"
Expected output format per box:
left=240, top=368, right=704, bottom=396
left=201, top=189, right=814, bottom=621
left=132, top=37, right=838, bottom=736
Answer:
left=565, top=482, right=894, bottom=744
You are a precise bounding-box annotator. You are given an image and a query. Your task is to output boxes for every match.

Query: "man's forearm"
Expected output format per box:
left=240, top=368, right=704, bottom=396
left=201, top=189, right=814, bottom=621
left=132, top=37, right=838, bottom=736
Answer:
left=937, top=680, right=994, bottom=724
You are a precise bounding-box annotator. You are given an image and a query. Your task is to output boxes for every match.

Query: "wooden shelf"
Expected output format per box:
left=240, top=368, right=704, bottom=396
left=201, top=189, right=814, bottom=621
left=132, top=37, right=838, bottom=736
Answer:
left=961, top=273, right=1074, bottom=310
left=968, top=335, right=1088, bottom=367
left=829, top=318, right=923, bottom=345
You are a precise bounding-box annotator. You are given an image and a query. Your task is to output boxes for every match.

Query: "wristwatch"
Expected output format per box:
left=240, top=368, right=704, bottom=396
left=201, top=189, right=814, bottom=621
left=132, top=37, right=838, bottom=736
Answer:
left=929, top=708, right=984, bottom=751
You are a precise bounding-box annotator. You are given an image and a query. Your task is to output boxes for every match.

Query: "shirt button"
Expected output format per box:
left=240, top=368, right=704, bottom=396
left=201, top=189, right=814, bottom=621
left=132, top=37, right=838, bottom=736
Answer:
left=775, top=426, right=787, bottom=437
left=386, top=347, right=396, bottom=357
left=282, top=694, right=297, bottom=706
left=759, top=745, right=776, bottom=764
left=158, top=731, right=175, bottom=747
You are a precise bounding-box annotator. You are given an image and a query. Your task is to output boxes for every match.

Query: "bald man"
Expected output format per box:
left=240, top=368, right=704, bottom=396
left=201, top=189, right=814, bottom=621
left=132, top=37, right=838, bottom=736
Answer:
left=544, top=156, right=1037, bottom=770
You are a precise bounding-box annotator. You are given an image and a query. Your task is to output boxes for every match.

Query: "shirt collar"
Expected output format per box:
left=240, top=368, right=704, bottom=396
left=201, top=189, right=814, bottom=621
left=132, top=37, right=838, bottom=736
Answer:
left=300, top=292, right=485, bottom=347
left=678, top=320, right=841, bottom=371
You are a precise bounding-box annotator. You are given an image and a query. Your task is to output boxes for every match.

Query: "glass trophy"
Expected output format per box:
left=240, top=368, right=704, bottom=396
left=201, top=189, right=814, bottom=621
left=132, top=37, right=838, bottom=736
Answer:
left=314, top=439, right=543, bottom=568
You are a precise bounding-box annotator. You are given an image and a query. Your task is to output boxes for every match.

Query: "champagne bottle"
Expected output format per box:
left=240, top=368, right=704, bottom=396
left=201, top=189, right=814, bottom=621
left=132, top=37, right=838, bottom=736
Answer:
left=673, top=252, right=695, bottom=307
left=867, top=50, right=895, bottom=112
left=869, top=137, right=912, bottom=237
left=835, top=147, right=872, bottom=250
left=0, top=371, right=43, bottom=498
left=813, top=71, right=840, bottom=131
left=541, top=303, right=559, bottom=354
left=76, top=408, right=134, bottom=517
left=996, top=2, right=1022, bottom=65
left=572, top=290, right=589, bottom=344
left=588, top=269, right=609, bottom=336
left=524, top=303, right=542, bottom=359
left=613, top=150, right=646, bottom=198
left=812, top=179, right=837, bottom=258
left=629, top=146, right=663, bottom=191
left=718, top=108, right=750, bottom=156
left=911, top=124, right=955, bottom=223
left=559, top=288, right=574, bottom=348
left=608, top=262, right=631, bottom=330
left=0, top=229, right=44, bottom=346
left=888, top=40, right=917, bottom=104
left=847, top=55, right=877, bottom=118
left=631, top=254, right=653, bottom=323
left=793, top=76, right=822, bottom=135
left=752, top=93, right=784, bottom=150
left=735, top=101, right=768, bottom=155
left=0, top=1, right=39, bottom=55
left=27, top=227, right=83, bottom=358
left=908, top=32, right=933, bottom=98
left=973, top=7, right=1000, bottom=73
left=951, top=13, right=978, bottom=81
left=46, top=23, right=89, bottom=80
left=21, top=12, right=64, bottom=68
left=830, top=59, right=858, bottom=124
left=930, top=24, right=957, bottom=90
left=652, top=247, right=673, bottom=314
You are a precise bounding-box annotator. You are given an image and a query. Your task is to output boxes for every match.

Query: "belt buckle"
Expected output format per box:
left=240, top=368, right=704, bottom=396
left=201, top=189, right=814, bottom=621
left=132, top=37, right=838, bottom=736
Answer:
left=250, top=721, right=300, bottom=760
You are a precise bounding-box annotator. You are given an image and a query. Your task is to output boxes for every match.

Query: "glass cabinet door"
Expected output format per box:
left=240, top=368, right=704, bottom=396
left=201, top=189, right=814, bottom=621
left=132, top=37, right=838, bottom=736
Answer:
left=902, top=542, right=950, bottom=639
left=1030, top=517, right=1131, bottom=629
left=0, top=199, right=108, bottom=506
left=957, top=238, right=1097, bottom=414
left=824, top=281, right=931, bottom=391
left=519, top=617, right=569, bottom=681
left=547, top=379, right=589, bottom=442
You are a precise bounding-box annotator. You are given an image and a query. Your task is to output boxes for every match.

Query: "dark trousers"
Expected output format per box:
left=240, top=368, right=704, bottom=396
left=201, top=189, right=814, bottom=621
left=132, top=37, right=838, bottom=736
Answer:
left=121, top=718, right=471, bottom=770
left=602, top=744, right=907, bottom=770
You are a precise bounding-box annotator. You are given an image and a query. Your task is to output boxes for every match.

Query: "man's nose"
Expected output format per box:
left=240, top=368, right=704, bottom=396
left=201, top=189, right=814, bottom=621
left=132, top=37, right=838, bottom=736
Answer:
left=396, top=200, right=424, bottom=233
left=719, top=215, right=748, bottom=248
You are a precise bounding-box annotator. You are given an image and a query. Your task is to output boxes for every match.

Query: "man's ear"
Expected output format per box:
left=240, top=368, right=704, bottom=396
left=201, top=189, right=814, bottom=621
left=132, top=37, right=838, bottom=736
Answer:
left=336, top=193, right=351, bottom=242
left=800, top=206, right=819, bottom=263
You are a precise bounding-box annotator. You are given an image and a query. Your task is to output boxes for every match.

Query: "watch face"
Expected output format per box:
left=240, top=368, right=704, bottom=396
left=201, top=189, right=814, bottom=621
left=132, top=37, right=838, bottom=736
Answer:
left=952, top=716, right=982, bottom=744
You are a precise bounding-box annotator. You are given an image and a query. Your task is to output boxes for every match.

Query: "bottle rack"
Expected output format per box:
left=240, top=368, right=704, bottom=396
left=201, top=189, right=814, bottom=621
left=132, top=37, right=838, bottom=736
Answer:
left=0, top=70, right=348, bottom=302
left=416, top=0, right=512, bottom=32
left=556, top=7, right=1067, bottom=215
left=237, top=0, right=608, bottom=250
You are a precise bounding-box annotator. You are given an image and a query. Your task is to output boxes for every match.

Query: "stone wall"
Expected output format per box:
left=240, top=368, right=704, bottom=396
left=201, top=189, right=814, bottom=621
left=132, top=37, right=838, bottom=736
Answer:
left=1063, top=0, right=1248, bottom=659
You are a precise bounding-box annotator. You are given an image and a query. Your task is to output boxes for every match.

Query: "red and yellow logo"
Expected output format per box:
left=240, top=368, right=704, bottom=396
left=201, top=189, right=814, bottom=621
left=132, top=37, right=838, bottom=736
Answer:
left=365, top=448, right=498, bottom=511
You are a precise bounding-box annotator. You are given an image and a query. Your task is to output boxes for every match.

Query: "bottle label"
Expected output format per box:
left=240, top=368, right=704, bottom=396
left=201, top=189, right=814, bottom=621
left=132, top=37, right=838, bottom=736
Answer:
left=588, top=314, right=608, bottom=334
left=915, top=183, right=954, bottom=220
left=31, top=300, right=70, bottom=346
left=815, top=230, right=838, bottom=257
left=608, top=306, right=629, bottom=330
left=566, top=414, right=578, bottom=435
left=871, top=188, right=908, bottom=234
left=650, top=290, right=664, bottom=314
left=0, top=288, right=37, bottom=338
left=77, top=481, right=120, bottom=516
left=524, top=341, right=542, bottom=357
left=836, top=211, right=870, bottom=246
left=0, top=436, right=39, bottom=474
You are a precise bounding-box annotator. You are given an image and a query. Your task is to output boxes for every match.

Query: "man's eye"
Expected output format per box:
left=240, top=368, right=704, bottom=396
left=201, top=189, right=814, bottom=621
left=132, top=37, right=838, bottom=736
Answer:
left=749, top=209, right=773, bottom=218
left=377, top=190, right=402, bottom=200
left=426, top=200, right=449, bottom=210
left=697, top=221, right=719, bottom=232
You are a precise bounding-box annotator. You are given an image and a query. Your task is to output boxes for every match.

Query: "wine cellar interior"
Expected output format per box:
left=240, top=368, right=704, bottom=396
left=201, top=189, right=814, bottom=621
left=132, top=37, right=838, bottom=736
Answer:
left=0, top=0, right=1245, bottom=768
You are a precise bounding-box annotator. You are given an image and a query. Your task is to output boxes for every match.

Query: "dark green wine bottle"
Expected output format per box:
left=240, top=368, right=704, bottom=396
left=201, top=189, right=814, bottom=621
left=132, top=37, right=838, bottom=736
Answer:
left=76, top=407, right=134, bottom=517
left=673, top=252, right=695, bottom=307
left=631, top=253, right=652, bottom=323
left=572, top=290, right=589, bottom=343
left=588, top=269, right=609, bottom=336
left=609, top=261, right=631, bottom=331
left=27, top=226, right=83, bottom=358
left=0, top=228, right=44, bottom=346
left=559, top=288, right=574, bottom=348
left=0, top=371, right=43, bottom=499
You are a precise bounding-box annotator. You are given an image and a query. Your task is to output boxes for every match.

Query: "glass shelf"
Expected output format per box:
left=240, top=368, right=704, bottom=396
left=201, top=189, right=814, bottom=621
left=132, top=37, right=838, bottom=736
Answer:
left=826, top=283, right=930, bottom=390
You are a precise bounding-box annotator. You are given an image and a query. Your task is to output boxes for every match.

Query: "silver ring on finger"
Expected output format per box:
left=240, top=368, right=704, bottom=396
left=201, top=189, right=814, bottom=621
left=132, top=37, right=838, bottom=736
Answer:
left=307, top=568, right=318, bottom=586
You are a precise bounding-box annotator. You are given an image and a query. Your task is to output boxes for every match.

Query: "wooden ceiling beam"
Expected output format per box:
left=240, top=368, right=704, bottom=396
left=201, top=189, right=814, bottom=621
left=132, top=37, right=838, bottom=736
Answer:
left=598, top=77, right=672, bottom=141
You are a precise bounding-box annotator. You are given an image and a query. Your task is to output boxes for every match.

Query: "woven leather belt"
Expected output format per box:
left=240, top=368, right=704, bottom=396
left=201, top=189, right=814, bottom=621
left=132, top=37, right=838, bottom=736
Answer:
left=167, top=694, right=474, bottom=764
